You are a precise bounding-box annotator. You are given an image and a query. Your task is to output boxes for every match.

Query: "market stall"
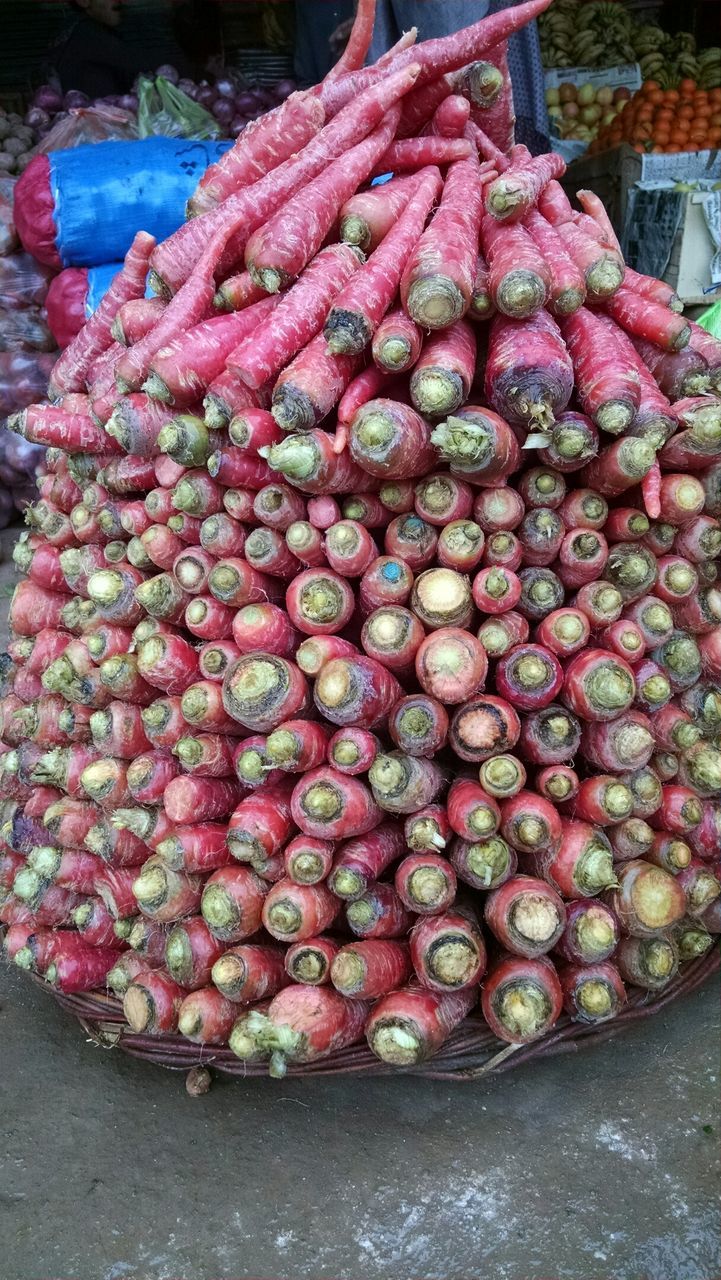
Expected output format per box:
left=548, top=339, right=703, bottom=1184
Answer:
left=0, top=0, right=719, bottom=1091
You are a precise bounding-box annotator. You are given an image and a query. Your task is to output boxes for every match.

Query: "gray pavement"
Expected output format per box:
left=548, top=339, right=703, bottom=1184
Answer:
left=0, top=523, right=718, bottom=1280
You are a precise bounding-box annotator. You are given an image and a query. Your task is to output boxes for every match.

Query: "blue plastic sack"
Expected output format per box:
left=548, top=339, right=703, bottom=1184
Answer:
left=46, top=137, right=232, bottom=268
left=84, top=262, right=155, bottom=316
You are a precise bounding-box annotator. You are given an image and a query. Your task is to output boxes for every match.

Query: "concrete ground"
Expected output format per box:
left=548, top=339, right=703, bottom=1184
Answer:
left=0, top=523, right=719, bottom=1280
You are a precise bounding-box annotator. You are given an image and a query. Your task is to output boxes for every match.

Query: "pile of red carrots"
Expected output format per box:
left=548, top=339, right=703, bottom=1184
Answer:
left=1, top=0, right=720, bottom=1080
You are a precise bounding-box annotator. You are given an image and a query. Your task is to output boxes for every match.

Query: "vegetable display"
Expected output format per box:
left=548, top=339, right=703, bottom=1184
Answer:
left=1, top=0, right=719, bottom=1084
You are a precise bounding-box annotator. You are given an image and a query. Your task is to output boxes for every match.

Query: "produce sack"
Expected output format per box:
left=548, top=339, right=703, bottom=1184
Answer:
left=0, top=350, right=56, bottom=417
left=14, top=136, right=232, bottom=269
left=0, top=253, right=55, bottom=310
left=0, top=178, right=18, bottom=257
left=45, top=261, right=155, bottom=348
left=0, top=308, right=54, bottom=352
left=137, top=76, right=221, bottom=141
left=31, top=105, right=137, bottom=157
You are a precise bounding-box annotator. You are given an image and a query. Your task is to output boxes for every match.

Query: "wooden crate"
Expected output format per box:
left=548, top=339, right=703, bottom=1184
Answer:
left=565, top=144, right=721, bottom=233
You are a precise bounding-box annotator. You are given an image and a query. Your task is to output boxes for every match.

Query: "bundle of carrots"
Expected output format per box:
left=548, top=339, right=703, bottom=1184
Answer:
left=1, top=0, right=720, bottom=1081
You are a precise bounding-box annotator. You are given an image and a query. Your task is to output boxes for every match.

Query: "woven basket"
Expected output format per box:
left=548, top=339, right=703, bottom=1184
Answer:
left=32, top=949, right=719, bottom=1082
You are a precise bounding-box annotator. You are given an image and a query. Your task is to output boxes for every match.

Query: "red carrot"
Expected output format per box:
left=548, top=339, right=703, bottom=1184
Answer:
left=410, top=904, right=486, bottom=993
left=327, top=168, right=444, bottom=357
left=339, top=175, right=418, bottom=252
left=264, top=429, right=371, bottom=495
left=394, top=851, right=456, bottom=915
left=414, top=629, right=488, bottom=707
left=226, top=782, right=294, bottom=867
left=524, top=211, right=585, bottom=317
left=164, top=775, right=242, bottom=824
left=245, top=107, right=405, bottom=294
left=123, top=970, right=185, bottom=1033
left=605, top=285, right=690, bottom=353
left=184, top=596, right=235, bottom=642
left=555, top=220, right=624, bottom=300
left=559, top=960, right=626, bottom=1024
left=50, top=232, right=155, bottom=395
left=198, top=640, right=241, bottom=683
left=291, top=766, right=381, bottom=839
left=111, top=295, right=166, bottom=346
left=372, top=308, right=423, bottom=374
left=265, top=720, right=332, bottom=773
left=89, top=703, right=151, bottom=760
left=366, top=984, right=474, bottom=1065
left=224, top=248, right=361, bottom=394
left=327, top=823, right=405, bottom=901
left=44, top=944, right=118, bottom=994
left=400, top=153, right=485, bottom=329
left=284, top=836, right=335, bottom=886
left=231, top=603, right=299, bottom=659
left=181, top=679, right=245, bottom=735
left=161, top=916, right=224, bottom=991
left=385, top=513, right=439, bottom=569
left=331, top=939, right=412, bottom=999
left=176, top=986, right=236, bottom=1044
left=144, top=299, right=277, bottom=408
left=486, top=152, right=565, bottom=223
left=189, top=90, right=326, bottom=216
left=634, top=337, right=709, bottom=399
left=262, top=878, right=340, bottom=943
left=347, top=399, right=437, bottom=481
left=211, top=943, right=288, bottom=1004
left=484, top=311, right=573, bottom=431
left=371, top=136, right=472, bottom=175
left=250, top=984, right=369, bottom=1076
left=687, top=320, right=721, bottom=392
left=409, top=320, right=476, bottom=420
left=222, top=652, right=309, bottom=732
left=285, top=521, right=327, bottom=567
left=426, top=92, right=471, bottom=137
left=270, top=332, right=361, bottom=433
left=207, top=557, right=280, bottom=609
left=484, top=876, right=565, bottom=961
left=285, top=566, right=355, bottom=636
left=607, top=860, right=686, bottom=937
left=203, top=369, right=268, bottom=431
left=313, top=655, right=402, bottom=730
left=481, top=216, right=550, bottom=319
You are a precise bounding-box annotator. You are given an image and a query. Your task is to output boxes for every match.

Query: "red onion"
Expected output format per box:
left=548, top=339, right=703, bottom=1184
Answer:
left=156, top=64, right=180, bottom=85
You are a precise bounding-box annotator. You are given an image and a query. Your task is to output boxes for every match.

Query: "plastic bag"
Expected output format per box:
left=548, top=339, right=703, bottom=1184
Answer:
left=698, top=301, right=721, bottom=338
left=0, top=252, right=55, bottom=309
left=0, top=424, right=44, bottom=522
left=0, top=307, right=54, bottom=352
left=0, top=350, right=57, bottom=416
left=137, top=76, right=221, bottom=141
left=0, top=177, right=18, bottom=257
left=31, top=105, right=137, bottom=156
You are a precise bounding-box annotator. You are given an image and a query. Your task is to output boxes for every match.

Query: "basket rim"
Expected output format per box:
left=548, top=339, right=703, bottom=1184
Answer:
left=29, top=948, right=719, bottom=1081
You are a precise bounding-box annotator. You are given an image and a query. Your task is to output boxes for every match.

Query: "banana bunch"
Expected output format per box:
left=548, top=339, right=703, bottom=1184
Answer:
left=698, top=47, right=721, bottom=90
left=539, top=0, right=635, bottom=70
left=540, top=0, right=721, bottom=85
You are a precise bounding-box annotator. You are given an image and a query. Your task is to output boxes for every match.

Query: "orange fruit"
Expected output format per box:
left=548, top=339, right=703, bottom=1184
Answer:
left=679, top=78, right=697, bottom=95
